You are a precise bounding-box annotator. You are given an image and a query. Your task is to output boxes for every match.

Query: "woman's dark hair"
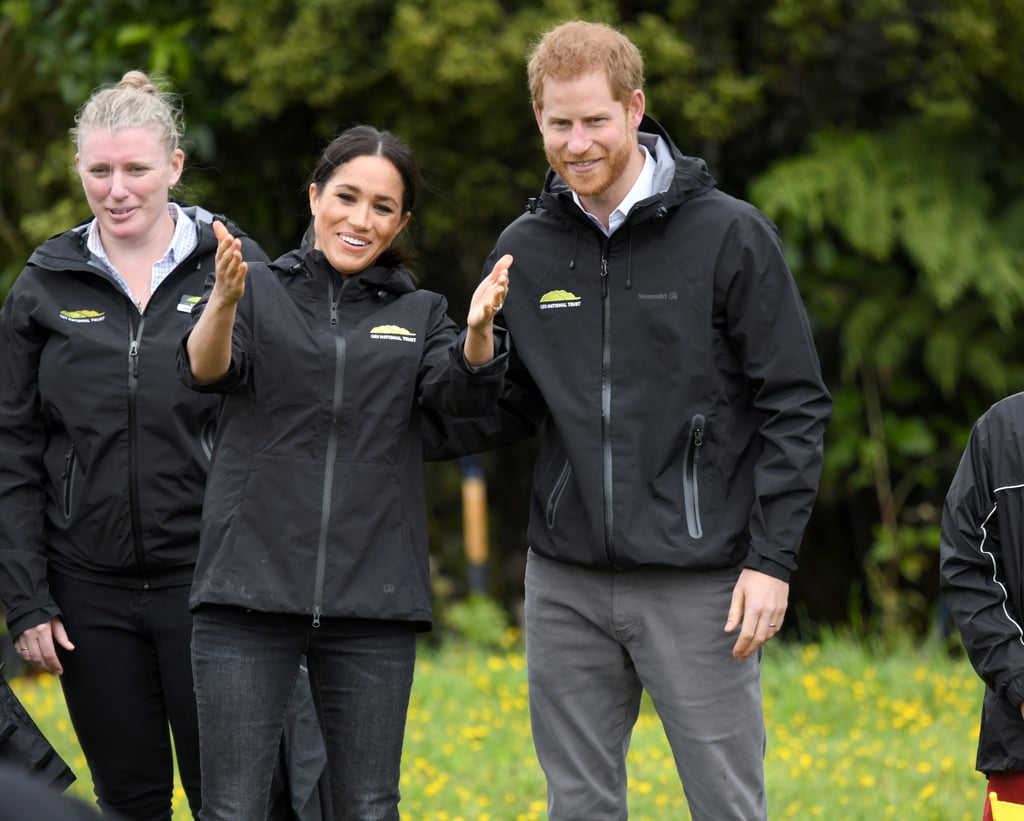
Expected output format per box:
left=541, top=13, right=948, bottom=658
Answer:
left=306, top=124, right=418, bottom=270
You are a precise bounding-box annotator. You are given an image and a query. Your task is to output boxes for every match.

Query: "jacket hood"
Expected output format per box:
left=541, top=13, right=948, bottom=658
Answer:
left=529, top=115, right=720, bottom=289
left=534, top=114, right=717, bottom=219
left=275, top=245, right=418, bottom=298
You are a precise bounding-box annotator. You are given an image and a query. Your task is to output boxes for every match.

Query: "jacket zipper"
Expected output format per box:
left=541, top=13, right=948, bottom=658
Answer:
left=546, top=460, right=573, bottom=529
left=312, top=278, right=346, bottom=627
left=200, top=418, right=216, bottom=461
left=127, top=310, right=151, bottom=586
left=600, top=251, right=615, bottom=561
left=61, top=445, right=77, bottom=519
left=683, top=413, right=705, bottom=539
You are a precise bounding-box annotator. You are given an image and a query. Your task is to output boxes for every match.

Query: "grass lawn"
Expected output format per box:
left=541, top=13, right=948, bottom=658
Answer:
left=10, top=632, right=986, bottom=819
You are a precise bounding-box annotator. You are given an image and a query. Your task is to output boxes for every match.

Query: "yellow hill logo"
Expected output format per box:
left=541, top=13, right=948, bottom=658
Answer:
left=370, top=324, right=417, bottom=343
left=59, top=309, right=106, bottom=324
left=177, top=294, right=201, bottom=314
left=539, top=290, right=582, bottom=310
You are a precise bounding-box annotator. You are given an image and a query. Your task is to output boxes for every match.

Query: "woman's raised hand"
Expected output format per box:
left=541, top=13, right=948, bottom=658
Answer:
left=467, top=254, right=512, bottom=332
left=212, top=220, right=248, bottom=305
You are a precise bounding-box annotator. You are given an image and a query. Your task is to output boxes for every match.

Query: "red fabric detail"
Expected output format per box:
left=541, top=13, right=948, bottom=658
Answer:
left=985, top=773, right=1024, bottom=821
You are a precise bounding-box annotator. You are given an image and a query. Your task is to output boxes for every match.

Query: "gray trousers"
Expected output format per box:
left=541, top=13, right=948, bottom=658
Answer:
left=524, top=550, right=767, bottom=821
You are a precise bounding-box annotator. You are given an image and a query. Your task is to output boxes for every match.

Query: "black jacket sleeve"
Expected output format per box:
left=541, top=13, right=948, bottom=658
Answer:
left=717, top=209, right=832, bottom=579
left=417, top=295, right=509, bottom=418
left=0, top=276, right=63, bottom=638
left=176, top=236, right=265, bottom=395
left=420, top=317, right=546, bottom=461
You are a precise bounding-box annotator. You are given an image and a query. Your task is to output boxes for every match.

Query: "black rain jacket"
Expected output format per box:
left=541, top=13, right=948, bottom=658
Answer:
left=940, top=392, right=1024, bottom=773
left=429, top=116, right=831, bottom=580
left=178, top=247, right=507, bottom=628
left=0, top=207, right=266, bottom=638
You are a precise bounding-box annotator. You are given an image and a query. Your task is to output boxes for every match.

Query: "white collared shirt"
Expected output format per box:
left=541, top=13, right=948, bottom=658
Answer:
left=573, top=144, right=656, bottom=236
left=86, top=202, right=198, bottom=309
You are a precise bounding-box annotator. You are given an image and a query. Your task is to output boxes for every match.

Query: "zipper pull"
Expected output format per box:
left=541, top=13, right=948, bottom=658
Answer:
left=129, top=339, right=140, bottom=377
left=600, top=257, right=609, bottom=298
left=694, top=424, right=703, bottom=447
left=312, top=606, right=321, bottom=628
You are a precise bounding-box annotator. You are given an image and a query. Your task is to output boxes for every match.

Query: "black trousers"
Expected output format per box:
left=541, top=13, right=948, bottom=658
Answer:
left=50, top=572, right=201, bottom=820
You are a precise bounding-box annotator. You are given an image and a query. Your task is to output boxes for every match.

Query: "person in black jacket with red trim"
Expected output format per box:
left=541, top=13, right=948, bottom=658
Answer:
left=941, top=393, right=1024, bottom=819
left=0, top=71, right=268, bottom=818
left=178, top=124, right=511, bottom=820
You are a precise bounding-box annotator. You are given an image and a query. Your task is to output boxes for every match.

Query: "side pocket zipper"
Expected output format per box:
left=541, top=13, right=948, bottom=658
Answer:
left=683, top=414, right=704, bottom=539
left=546, top=459, right=573, bottom=530
left=62, top=445, right=78, bottom=520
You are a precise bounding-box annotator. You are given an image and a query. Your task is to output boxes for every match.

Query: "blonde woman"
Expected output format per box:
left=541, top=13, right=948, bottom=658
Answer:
left=0, top=71, right=265, bottom=819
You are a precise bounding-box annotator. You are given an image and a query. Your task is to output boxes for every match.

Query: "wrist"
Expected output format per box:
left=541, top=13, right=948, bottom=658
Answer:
left=208, top=287, right=241, bottom=310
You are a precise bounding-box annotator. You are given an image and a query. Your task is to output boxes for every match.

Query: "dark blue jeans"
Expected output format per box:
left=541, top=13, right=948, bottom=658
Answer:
left=191, top=606, right=416, bottom=821
left=50, top=573, right=201, bottom=820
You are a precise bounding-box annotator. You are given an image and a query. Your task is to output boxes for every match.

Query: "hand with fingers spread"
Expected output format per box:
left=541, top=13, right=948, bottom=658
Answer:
left=185, top=220, right=250, bottom=383
left=724, top=569, right=789, bottom=660
left=468, top=254, right=512, bottom=329
left=464, top=254, right=512, bottom=366
left=211, top=220, right=249, bottom=306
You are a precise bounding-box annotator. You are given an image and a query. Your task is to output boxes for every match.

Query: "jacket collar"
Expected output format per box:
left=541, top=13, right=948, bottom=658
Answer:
left=277, top=245, right=417, bottom=298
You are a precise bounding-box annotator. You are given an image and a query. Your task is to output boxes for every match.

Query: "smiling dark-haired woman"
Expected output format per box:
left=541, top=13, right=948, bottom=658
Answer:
left=178, top=124, right=512, bottom=820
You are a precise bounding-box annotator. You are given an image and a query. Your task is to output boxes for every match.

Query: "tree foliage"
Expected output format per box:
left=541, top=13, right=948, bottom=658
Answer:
left=753, top=127, right=1024, bottom=634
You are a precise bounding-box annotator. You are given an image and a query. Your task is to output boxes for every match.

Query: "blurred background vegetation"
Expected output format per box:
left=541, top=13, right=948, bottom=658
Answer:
left=3, top=0, right=1024, bottom=646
